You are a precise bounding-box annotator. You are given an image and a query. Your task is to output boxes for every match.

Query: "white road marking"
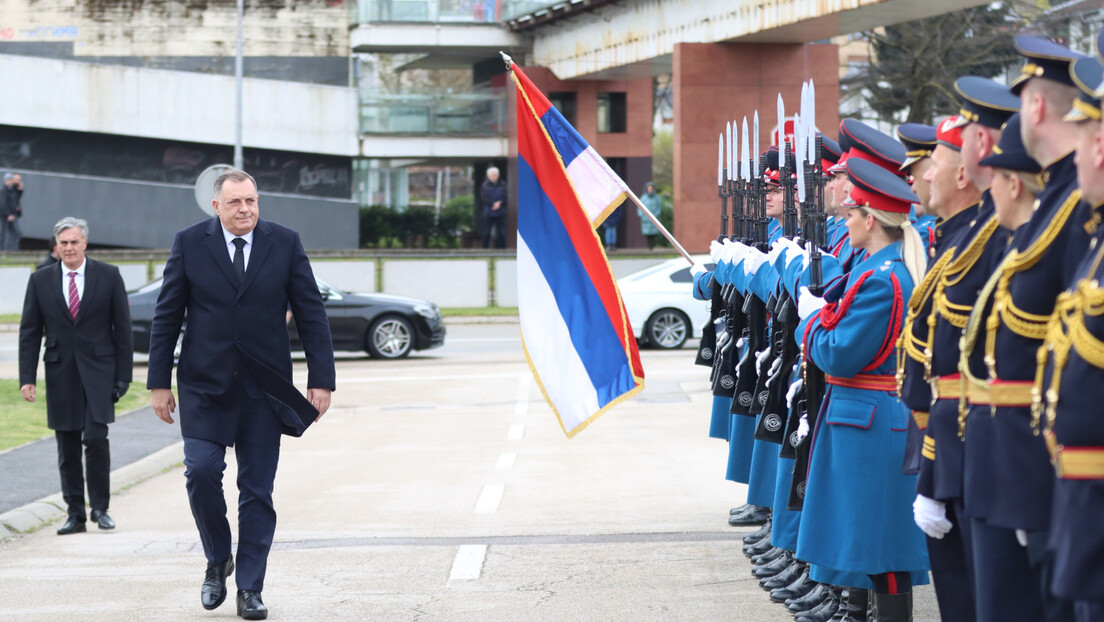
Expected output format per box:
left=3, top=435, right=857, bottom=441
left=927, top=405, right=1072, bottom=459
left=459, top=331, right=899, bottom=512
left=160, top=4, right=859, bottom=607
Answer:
left=514, top=373, right=531, bottom=416
left=474, top=484, right=504, bottom=514
left=447, top=544, right=488, bottom=584
left=495, top=453, right=517, bottom=470
left=507, top=424, right=525, bottom=440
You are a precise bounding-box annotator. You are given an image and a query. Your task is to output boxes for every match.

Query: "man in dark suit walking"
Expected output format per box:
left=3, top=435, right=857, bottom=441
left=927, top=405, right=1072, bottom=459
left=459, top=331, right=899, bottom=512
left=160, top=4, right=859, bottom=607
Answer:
left=18, top=217, right=133, bottom=535
left=148, top=169, right=335, bottom=621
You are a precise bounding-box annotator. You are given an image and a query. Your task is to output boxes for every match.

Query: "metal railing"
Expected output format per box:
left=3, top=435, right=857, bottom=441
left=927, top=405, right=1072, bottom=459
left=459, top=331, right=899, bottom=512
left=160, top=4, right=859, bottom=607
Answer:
left=359, top=89, right=508, bottom=135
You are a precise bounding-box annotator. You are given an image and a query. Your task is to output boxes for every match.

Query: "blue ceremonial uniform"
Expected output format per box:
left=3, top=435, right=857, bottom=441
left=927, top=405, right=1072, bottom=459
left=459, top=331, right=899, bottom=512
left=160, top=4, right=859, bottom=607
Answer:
left=794, top=243, right=930, bottom=582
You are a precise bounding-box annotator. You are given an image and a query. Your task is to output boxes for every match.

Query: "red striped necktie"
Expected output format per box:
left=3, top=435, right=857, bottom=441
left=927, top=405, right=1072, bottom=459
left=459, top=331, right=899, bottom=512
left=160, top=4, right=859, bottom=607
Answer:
left=68, top=271, right=80, bottom=319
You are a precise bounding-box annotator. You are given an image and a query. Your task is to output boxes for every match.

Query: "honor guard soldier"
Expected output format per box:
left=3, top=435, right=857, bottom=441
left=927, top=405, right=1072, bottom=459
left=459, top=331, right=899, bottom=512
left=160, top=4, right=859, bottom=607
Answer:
left=896, top=123, right=939, bottom=251
left=792, top=158, right=930, bottom=622
left=963, top=34, right=1094, bottom=622
left=1039, top=28, right=1104, bottom=622
left=959, top=110, right=1050, bottom=622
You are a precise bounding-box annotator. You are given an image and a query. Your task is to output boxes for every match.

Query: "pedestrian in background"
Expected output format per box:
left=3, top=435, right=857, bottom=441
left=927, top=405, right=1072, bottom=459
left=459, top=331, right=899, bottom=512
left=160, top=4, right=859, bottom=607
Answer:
left=2, top=173, right=23, bottom=251
left=638, top=181, right=663, bottom=249
left=481, top=166, right=508, bottom=249
left=603, top=204, right=622, bottom=251
left=18, top=217, right=133, bottom=535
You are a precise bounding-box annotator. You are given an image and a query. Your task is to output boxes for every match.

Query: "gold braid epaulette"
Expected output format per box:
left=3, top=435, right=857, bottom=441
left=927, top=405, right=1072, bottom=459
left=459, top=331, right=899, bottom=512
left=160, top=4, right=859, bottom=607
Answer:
left=986, top=190, right=1083, bottom=381
left=956, top=253, right=1013, bottom=437
left=935, top=216, right=1001, bottom=330
left=1035, top=240, right=1104, bottom=448
left=898, top=251, right=955, bottom=383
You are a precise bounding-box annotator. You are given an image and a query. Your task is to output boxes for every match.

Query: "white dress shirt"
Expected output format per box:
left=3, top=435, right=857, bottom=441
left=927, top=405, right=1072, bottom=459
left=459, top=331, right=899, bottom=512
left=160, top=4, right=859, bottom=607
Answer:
left=221, top=226, right=254, bottom=271
left=61, top=258, right=86, bottom=303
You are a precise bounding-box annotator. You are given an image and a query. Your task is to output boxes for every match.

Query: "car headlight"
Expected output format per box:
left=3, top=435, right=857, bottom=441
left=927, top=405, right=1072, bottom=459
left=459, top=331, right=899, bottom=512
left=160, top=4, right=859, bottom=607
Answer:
left=413, top=304, right=440, bottom=321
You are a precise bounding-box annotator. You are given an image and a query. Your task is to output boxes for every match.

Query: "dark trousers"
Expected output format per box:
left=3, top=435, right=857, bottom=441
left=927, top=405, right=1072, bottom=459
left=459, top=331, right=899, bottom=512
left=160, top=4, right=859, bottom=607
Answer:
left=56, top=422, right=110, bottom=519
left=1076, top=601, right=1104, bottom=622
left=971, top=518, right=1045, bottom=622
left=1024, top=530, right=1076, bottom=622
left=183, top=397, right=282, bottom=592
left=928, top=499, right=976, bottom=622
left=482, top=215, right=506, bottom=249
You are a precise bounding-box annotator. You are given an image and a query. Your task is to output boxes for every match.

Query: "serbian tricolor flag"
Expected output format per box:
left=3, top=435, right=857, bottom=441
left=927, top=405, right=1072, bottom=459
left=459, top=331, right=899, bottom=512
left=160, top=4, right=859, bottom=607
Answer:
left=511, top=61, right=645, bottom=438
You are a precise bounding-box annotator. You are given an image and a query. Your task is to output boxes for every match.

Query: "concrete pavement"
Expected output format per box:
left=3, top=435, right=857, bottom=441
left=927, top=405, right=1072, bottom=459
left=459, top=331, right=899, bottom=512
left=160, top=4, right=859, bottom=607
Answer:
left=0, top=326, right=938, bottom=621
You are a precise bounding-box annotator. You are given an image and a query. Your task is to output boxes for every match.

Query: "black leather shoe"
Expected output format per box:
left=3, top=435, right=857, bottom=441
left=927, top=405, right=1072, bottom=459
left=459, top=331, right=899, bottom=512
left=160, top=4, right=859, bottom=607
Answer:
left=743, top=536, right=774, bottom=557
left=90, top=510, right=115, bottom=530
left=742, top=520, right=772, bottom=545
left=798, top=592, right=841, bottom=622
left=770, top=566, right=815, bottom=601
left=788, top=582, right=830, bottom=613
left=237, top=590, right=268, bottom=620
left=730, top=503, right=752, bottom=515
left=729, top=505, right=771, bottom=526
left=56, top=516, right=86, bottom=535
left=760, top=559, right=804, bottom=588
left=201, top=557, right=235, bottom=610
left=751, top=545, right=786, bottom=566
left=752, top=552, right=793, bottom=578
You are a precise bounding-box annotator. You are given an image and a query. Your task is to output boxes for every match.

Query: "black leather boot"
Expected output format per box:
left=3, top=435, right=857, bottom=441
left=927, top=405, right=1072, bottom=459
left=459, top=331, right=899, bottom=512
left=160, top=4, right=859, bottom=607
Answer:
left=831, top=587, right=869, bottom=622
left=872, top=592, right=912, bottom=622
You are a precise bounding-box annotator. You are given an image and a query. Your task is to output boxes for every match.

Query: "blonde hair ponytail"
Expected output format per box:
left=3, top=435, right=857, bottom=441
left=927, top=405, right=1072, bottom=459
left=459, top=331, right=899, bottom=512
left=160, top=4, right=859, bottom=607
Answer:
left=863, top=209, right=926, bottom=286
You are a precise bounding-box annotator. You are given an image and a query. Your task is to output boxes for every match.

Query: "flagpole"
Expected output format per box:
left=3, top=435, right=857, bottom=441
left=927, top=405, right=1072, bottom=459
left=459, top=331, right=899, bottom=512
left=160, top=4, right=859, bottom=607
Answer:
left=500, top=52, right=698, bottom=267
left=624, top=189, right=695, bottom=266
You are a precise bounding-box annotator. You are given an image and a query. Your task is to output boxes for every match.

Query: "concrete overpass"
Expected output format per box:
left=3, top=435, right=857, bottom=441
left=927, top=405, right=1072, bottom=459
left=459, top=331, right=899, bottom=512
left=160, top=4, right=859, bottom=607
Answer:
left=504, top=0, right=990, bottom=251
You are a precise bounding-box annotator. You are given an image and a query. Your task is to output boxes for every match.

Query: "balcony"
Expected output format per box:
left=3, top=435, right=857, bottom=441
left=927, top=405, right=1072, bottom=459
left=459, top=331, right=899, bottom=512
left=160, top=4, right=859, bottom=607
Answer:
left=359, top=88, right=509, bottom=159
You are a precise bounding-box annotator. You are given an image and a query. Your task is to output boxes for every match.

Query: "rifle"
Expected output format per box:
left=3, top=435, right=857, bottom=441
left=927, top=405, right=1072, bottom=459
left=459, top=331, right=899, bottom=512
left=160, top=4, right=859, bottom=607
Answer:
left=787, top=83, right=828, bottom=509
left=696, top=131, right=729, bottom=369
left=755, top=127, right=800, bottom=444
left=731, top=122, right=770, bottom=417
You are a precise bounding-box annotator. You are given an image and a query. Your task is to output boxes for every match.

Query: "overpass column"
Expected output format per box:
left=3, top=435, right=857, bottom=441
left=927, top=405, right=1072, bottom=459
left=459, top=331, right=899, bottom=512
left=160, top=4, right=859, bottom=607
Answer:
left=673, top=42, right=840, bottom=252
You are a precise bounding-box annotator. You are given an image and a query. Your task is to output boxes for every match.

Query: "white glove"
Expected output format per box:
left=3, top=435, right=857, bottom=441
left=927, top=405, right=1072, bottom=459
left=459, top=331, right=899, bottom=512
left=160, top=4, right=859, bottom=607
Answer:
left=710, top=240, right=724, bottom=263
left=725, top=239, right=749, bottom=263
left=797, top=286, right=827, bottom=320
left=743, top=248, right=767, bottom=276
left=786, top=373, right=804, bottom=410
left=755, top=347, right=771, bottom=372
left=780, top=237, right=802, bottom=257
left=768, top=239, right=788, bottom=266
left=913, top=495, right=953, bottom=539
left=764, top=356, right=783, bottom=388
left=1016, top=529, right=1028, bottom=547
left=691, top=262, right=708, bottom=276
left=735, top=337, right=747, bottom=350
left=795, top=414, right=810, bottom=444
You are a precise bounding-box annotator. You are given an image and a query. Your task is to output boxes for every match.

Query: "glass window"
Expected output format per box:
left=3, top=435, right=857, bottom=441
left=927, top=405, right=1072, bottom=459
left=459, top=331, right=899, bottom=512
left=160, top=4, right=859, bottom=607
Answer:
left=548, top=92, right=577, bottom=126
left=597, top=92, right=627, bottom=133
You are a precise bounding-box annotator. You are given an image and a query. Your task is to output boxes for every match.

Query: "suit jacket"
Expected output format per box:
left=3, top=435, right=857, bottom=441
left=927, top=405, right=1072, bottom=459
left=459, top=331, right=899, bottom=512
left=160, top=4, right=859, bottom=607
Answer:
left=146, top=218, right=335, bottom=446
left=18, top=258, right=134, bottom=431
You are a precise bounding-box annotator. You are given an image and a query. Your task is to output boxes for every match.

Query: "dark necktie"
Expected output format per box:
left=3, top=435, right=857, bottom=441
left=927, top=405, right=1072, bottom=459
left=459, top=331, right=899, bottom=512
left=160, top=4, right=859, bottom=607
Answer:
left=232, top=238, right=246, bottom=282
left=67, top=271, right=80, bottom=319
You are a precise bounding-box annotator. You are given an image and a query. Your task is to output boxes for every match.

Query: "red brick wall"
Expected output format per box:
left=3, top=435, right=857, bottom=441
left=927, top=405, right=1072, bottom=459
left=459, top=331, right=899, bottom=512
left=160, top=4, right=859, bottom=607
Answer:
left=673, top=42, right=840, bottom=252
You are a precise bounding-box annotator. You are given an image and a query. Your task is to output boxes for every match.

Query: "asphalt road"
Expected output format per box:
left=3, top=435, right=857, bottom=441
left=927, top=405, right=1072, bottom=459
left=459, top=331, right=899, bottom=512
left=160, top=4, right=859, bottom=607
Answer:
left=0, top=323, right=940, bottom=621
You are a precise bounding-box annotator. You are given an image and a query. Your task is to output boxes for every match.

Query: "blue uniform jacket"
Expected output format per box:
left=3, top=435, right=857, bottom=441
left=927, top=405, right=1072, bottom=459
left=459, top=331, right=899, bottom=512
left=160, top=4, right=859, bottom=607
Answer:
left=793, top=242, right=929, bottom=577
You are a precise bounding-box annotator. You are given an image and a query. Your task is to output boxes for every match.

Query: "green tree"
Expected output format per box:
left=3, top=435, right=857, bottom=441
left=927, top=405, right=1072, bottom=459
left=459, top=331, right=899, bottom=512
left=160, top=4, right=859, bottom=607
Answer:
left=843, top=4, right=1020, bottom=125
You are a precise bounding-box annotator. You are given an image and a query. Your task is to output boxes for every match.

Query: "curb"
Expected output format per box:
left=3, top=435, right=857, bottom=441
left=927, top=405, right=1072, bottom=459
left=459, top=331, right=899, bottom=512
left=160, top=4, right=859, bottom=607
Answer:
left=0, top=441, right=184, bottom=538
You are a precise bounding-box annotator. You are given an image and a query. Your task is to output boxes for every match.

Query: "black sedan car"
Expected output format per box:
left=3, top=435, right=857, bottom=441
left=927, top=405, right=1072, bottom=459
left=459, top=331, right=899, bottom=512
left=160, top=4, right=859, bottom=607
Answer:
left=128, top=278, right=446, bottom=359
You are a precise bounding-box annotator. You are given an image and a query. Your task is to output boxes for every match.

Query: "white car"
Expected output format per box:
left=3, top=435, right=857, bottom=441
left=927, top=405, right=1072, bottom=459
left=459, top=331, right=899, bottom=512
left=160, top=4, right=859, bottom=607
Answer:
left=618, top=255, right=714, bottom=350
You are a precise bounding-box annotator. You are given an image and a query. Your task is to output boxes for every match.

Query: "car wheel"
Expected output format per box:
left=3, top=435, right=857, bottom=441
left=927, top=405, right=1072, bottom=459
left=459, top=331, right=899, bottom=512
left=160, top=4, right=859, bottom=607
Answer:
left=645, top=308, right=690, bottom=350
left=366, top=315, right=414, bottom=359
